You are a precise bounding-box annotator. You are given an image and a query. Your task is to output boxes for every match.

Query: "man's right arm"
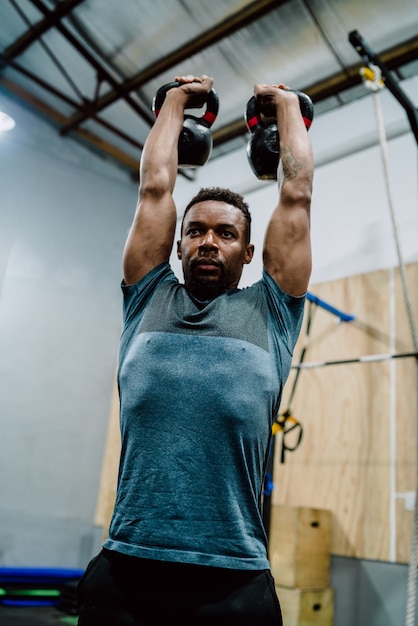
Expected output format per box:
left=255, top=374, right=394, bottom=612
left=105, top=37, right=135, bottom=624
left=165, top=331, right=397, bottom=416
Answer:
left=123, top=75, right=214, bottom=286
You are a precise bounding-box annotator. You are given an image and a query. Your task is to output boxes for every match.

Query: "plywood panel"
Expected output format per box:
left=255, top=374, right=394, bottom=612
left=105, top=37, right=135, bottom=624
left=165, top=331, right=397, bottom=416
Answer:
left=274, top=361, right=391, bottom=560
left=396, top=499, right=414, bottom=564
left=269, top=505, right=332, bottom=588
left=276, top=586, right=334, bottom=626
left=394, top=263, right=418, bottom=562
left=273, top=266, right=417, bottom=562
left=94, top=374, right=120, bottom=540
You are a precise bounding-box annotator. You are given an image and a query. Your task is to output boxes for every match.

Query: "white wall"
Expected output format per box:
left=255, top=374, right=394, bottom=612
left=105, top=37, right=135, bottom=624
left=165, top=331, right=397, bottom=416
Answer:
left=0, top=73, right=416, bottom=568
left=0, top=95, right=137, bottom=567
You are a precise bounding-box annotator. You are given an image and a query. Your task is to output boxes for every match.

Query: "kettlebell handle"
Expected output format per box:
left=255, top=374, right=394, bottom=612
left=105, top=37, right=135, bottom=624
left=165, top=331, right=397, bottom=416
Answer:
left=245, top=90, right=314, bottom=134
left=152, top=81, right=219, bottom=128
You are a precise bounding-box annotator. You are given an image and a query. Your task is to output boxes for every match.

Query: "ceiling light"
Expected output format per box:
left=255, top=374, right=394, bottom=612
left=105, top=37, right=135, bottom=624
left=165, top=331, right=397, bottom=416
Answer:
left=0, top=111, right=16, bottom=131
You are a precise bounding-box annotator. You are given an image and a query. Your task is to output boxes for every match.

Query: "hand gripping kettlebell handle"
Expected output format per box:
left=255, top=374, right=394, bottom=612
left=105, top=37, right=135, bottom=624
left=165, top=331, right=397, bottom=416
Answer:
left=152, top=82, right=219, bottom=128
left=152, top=81, right=219, bottom=168
left=244, top=90, right=314, bottom=134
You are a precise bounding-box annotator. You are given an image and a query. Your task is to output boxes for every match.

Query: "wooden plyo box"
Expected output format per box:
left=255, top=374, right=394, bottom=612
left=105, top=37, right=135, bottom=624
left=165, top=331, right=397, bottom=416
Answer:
left=276, top=586, right=334, bottom=626
left=269, top=505, right=332, bottom=589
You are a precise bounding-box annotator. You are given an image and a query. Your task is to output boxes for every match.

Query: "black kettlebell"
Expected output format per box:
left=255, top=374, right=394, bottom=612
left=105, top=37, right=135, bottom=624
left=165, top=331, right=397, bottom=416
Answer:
left=245, top=90, right=314, bottom=181
left=152, top=81, right=219, bottom=168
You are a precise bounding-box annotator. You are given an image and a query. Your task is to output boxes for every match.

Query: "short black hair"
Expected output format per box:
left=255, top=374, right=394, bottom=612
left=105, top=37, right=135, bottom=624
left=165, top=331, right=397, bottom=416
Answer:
left=181, top=187, right=252, bottom=243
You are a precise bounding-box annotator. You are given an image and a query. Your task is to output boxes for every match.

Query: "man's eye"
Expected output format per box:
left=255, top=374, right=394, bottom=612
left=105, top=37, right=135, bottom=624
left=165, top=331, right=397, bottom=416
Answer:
left=187, top=228, right=200, bottom=236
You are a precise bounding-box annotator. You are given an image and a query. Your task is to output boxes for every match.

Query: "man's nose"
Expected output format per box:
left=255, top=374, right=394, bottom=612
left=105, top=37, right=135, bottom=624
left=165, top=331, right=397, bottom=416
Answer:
left=199, top=230, right=218, bottom=249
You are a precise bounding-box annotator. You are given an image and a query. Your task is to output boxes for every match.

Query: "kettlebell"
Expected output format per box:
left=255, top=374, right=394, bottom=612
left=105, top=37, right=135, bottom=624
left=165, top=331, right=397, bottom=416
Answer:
left=245, top=90, right=314, bottom=181
left=152, top=81, right=219, bottom=168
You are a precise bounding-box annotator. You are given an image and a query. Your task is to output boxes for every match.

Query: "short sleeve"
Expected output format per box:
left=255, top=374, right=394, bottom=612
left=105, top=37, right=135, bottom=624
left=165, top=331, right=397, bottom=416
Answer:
left=121, top=262, right=177, bottom=325
left=261, top=268, right=306, bottom=355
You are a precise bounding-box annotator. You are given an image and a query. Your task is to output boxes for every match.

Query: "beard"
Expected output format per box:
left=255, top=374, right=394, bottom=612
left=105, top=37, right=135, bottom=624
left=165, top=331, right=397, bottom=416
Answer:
left=185, top=258, right=228, bottom=300
left=187, top=276, right=227, bottom=300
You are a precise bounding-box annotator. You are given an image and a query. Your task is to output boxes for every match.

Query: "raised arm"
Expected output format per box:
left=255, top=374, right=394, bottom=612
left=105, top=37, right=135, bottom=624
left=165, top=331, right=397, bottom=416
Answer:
left=256, top=83, right=314, bottom=296
left=123, top=74, right=214, bottom=286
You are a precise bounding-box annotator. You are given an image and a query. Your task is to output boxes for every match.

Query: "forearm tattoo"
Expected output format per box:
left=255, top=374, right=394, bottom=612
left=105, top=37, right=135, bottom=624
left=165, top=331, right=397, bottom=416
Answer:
left=280, top=145, right=302, bottom=182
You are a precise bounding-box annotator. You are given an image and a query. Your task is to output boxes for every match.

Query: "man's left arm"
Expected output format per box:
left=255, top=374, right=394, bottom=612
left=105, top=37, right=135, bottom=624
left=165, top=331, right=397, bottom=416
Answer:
left=259, top=84, right=314, bottom=297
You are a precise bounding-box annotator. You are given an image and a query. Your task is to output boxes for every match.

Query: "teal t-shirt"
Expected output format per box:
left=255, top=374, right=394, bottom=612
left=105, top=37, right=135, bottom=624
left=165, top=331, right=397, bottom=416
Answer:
left=104, top=262, right=305, bottom=570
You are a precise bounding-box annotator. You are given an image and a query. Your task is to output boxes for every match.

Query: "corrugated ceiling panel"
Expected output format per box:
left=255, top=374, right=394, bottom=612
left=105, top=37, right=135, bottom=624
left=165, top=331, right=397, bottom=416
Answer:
left=68, top=0, right=249, bottom=74
left=0, top=0, right=42, bottom=47
left=312, top=0, right=418, bottom=57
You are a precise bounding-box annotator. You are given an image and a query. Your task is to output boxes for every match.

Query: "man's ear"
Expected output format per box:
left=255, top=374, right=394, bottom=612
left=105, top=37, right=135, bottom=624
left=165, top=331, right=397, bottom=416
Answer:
left=244, top=243, right=255, bottom=265
left=177, top=240, right=182, bottom=259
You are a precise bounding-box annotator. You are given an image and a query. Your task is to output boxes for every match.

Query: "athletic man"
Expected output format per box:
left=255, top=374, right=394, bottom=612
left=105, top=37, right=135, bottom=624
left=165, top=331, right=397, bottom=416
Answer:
left=77, top=74, right=314, bottom=625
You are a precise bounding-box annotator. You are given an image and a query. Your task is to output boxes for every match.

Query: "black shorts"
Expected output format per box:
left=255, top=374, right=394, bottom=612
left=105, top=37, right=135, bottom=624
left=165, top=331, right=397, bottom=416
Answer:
left=76, top=548, right=283, bottom=625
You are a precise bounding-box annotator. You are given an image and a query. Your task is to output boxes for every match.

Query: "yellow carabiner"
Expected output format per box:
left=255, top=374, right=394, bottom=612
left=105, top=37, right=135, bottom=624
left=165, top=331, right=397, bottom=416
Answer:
left=360, top=64, right=384, bottom=91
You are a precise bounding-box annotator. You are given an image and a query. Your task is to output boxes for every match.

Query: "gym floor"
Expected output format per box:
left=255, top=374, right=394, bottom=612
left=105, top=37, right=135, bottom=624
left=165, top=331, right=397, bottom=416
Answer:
left=0, top=605, right=77, bottom=625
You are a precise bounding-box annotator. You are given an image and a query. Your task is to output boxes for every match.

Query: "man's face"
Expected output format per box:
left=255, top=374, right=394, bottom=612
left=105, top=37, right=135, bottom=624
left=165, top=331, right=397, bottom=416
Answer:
left=177, top=200, right=254, bottom=299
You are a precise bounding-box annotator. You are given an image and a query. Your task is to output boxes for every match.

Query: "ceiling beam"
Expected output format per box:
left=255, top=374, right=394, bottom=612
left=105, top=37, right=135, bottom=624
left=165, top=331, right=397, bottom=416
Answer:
left=0, top=75, right=140, bottom=177
left=27, top=0, right=153, bottom=125
left=0, top=75, right=194, bottom=183
left=59, top=0, right=290, bottom=134
left=306, top=35, right=418, bottom=101
left=212, top=34, right=418, bottom=147
left=0, top=0, right=85, bottom=63
left=4, top=58, right=144, bottom=151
